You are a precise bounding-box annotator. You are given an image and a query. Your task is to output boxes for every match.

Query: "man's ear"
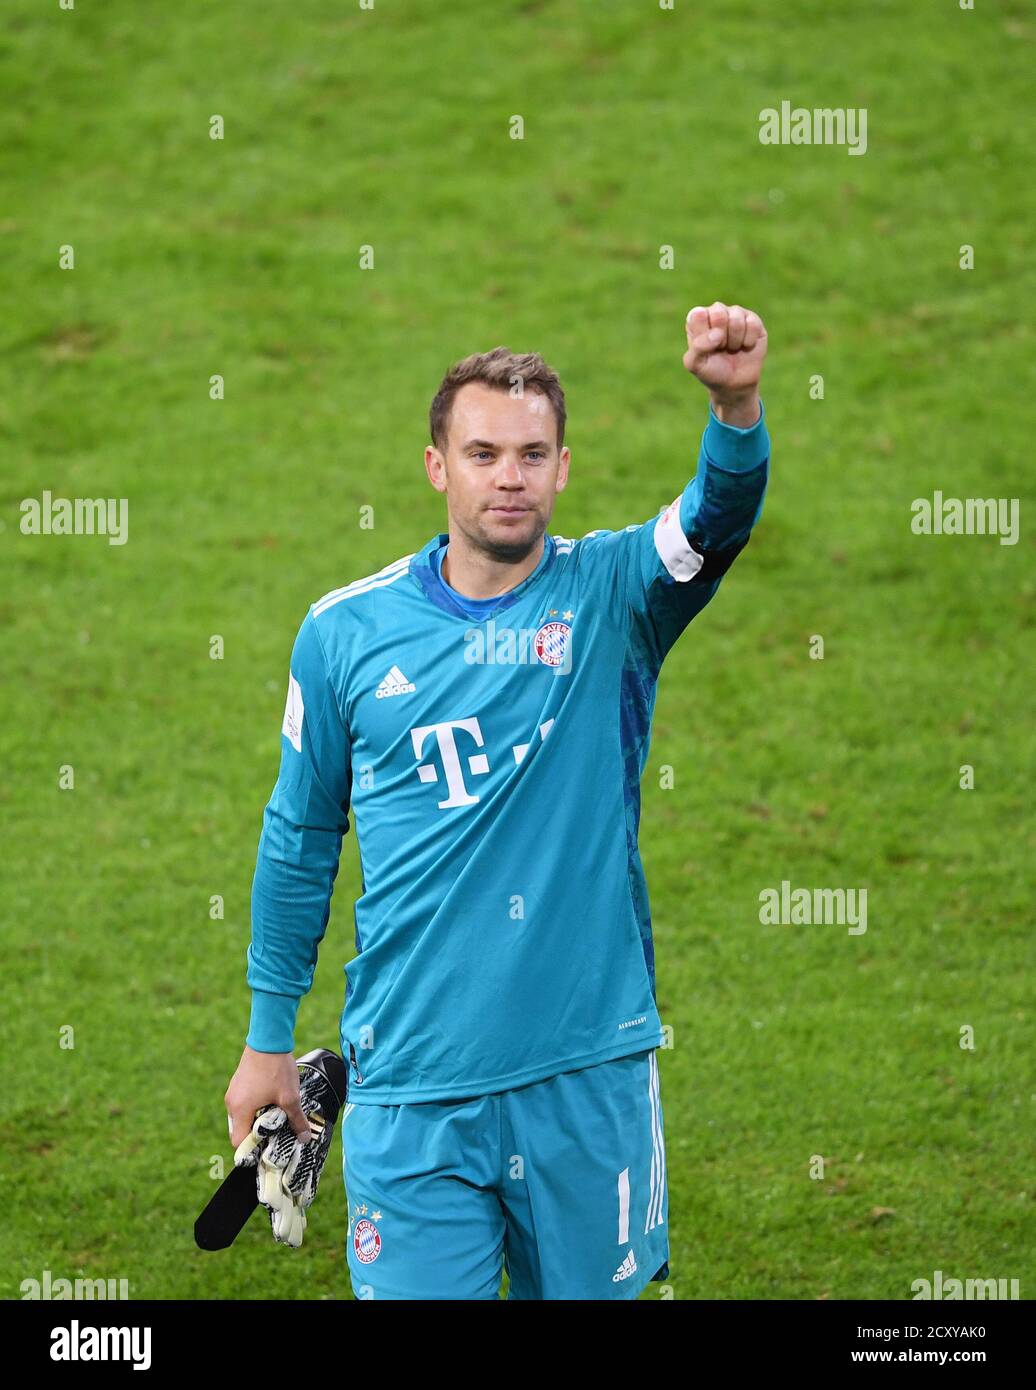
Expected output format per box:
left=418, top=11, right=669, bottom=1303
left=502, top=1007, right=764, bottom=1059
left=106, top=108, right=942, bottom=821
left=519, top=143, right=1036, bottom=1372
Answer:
left=555, top=445, right=571, bottom=493
left=425, top=444, right=448, bottom=494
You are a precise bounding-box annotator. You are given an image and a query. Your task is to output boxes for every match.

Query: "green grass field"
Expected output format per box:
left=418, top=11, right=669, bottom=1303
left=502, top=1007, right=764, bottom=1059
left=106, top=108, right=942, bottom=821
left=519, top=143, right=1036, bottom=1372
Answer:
left=2, top=0, right=1033, bottom=1301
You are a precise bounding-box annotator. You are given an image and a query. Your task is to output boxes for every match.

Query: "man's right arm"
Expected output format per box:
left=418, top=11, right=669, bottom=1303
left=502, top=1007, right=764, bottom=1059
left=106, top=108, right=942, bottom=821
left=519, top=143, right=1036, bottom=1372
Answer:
left=226, top=608, right=351, bottom=1144
left=247, top=606, right=351, bottom=1050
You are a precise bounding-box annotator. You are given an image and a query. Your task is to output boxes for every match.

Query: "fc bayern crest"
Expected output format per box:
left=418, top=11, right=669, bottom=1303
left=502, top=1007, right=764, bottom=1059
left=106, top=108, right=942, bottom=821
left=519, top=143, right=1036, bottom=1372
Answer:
left=533, top=620, right=571, bottom=668
left=353, top=1218, right=382, bottom=1264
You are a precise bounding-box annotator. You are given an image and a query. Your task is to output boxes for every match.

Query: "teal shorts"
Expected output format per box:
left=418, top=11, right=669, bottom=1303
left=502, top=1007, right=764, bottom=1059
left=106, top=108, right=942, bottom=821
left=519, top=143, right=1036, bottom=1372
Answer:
left=341, top=1048, right=670, bottom=1300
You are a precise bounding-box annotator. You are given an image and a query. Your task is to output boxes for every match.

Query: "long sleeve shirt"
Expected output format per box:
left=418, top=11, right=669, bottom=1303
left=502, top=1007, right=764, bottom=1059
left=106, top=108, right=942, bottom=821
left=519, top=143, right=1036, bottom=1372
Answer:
left=246, top=403, right=770, bottom=1103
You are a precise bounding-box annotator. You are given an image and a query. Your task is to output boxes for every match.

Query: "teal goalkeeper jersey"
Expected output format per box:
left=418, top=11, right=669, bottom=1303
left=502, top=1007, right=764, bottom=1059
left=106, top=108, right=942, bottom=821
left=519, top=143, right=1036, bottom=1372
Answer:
left=246, top=404, right=770, bottom=1103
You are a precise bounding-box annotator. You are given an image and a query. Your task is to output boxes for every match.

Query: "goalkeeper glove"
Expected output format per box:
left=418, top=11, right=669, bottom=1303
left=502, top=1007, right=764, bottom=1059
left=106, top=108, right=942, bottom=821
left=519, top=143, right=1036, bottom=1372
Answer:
left=233, top=1048, right=346, bottom=1248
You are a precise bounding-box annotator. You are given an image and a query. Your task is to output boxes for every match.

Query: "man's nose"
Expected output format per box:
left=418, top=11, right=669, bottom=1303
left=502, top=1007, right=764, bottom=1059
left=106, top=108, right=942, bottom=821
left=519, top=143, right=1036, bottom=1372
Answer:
left=494, top=458, right=526, bottom=487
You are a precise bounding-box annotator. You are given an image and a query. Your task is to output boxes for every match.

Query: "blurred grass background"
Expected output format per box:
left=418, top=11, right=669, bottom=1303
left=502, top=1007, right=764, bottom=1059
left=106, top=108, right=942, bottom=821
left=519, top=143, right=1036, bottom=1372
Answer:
left=1, top=0, right=1033, bottom=1299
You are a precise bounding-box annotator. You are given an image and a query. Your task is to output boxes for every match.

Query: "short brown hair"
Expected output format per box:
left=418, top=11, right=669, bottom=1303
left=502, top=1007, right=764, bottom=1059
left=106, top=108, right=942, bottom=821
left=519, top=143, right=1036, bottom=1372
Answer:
left=429, top=346, right=566, bottom=452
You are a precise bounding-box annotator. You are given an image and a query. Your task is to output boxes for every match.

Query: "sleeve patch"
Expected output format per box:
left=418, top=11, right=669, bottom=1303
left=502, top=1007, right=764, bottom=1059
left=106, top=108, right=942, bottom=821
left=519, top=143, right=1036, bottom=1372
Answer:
left=282, top=671, right=305, bottom=751
left=653, top=496, right=705, bottom=582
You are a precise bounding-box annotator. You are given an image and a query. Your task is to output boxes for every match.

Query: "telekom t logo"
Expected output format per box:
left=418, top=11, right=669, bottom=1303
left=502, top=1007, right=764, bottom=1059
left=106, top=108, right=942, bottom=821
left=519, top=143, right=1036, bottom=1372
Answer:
left=411, top=716, right=554, bottom=808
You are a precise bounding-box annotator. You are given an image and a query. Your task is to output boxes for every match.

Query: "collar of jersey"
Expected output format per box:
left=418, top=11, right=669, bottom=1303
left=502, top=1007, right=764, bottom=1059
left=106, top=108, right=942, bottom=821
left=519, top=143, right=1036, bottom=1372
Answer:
left=410, top=531, right=558, bottom=620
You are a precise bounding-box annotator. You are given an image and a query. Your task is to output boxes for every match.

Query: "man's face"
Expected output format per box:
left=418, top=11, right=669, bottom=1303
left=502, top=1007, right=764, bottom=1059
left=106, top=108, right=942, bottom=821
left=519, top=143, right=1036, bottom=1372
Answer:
left=424, top=382, right=570, bottom=561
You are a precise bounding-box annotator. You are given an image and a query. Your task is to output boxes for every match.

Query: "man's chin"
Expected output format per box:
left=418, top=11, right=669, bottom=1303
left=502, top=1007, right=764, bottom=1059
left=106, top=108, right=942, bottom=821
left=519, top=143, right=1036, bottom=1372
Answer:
left=478, top=512, right=545, bottom=561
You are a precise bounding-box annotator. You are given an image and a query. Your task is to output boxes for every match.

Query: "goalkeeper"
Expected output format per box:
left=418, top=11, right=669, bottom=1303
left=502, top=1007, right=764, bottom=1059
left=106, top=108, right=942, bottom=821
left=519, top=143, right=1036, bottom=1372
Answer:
left=225, top=303, right=771, bottom=1296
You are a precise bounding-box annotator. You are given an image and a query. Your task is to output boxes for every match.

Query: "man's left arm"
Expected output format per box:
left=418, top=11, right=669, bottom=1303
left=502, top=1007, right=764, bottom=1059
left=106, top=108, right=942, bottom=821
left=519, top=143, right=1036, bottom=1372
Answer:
left=622, top=302, right=770, bottom=663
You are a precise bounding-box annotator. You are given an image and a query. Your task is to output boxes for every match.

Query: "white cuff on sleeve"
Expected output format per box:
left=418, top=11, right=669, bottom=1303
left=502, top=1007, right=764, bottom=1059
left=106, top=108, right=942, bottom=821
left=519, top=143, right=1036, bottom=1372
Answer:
left=653, top=497, right=704, bottom=582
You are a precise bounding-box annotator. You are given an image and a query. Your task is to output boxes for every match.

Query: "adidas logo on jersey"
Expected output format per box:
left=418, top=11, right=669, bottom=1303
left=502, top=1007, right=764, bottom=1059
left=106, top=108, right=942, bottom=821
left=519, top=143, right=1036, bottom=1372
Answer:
left=612, top=1249, right=638, bottom=1283
left=376, top=665, right=416, bottom=699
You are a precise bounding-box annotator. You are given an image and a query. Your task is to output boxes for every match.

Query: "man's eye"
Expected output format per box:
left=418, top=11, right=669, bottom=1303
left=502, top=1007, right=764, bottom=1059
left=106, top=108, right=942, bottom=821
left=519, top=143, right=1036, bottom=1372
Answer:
left=474, top=451, right=492, bottom=460
left=526, top=451, right=545, bottom=460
